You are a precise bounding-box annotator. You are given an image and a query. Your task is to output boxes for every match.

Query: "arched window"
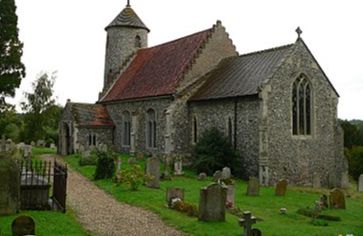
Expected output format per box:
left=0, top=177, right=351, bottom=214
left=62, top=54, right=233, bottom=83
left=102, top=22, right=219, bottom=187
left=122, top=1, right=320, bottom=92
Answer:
left=93, top=134, right=97, bottom=146
left=193, top=116, right=198, bottom=144
left=228, top=117, right=233, bottom=144
left=135, top=35, right=141, bottom=48
left=146, top=109, right=156, bottom=148
left=123, top=111, right=131, bottom=146
left=292, top=74, right=312, bottom=135
left=88, top=134, right=92, bottom=146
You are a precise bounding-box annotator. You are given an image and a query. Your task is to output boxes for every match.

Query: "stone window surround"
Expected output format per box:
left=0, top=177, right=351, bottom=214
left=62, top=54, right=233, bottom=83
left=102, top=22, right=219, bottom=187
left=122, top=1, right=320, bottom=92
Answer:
left=88, top=133, right=97, bottom=146
left=291, top=73, right=314, bottom=138
left=122, top=110, right=131, bottom=147
left=146, top=108, right=157, bottom=149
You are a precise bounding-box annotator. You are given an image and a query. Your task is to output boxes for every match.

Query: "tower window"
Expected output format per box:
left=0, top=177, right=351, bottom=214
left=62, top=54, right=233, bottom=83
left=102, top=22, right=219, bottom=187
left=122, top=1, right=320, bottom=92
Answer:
left=135, top=35, right=141, bottom=48
left=292, top=74, right=312, bottom=135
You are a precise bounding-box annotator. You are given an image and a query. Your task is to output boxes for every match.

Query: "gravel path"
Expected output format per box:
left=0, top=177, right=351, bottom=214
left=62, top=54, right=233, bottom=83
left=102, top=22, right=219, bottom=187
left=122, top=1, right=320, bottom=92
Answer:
left=41, top=155, right=184, bottom=236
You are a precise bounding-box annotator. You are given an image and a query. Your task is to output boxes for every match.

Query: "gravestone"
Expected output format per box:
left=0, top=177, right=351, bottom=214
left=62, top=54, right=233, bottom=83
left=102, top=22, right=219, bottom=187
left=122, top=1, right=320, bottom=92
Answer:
left=30, top=141, right=35, bottom=146
left=12, top=215, right=35, bottom=236
left=0, top=156, right=20, bottom=215
left=275, top=179, right=287, bottom=196
left=358, top=174, right=363, bottom=192
left=247, top=177, right=260, bottom=196
left=23, top=145, right=32, bottom=159
left=312, top=172, right=321, bottom=189
left=238, top=211, right=257, bottom=236
left=128, top=157, right=137, bottom=165
left=213, top=170, right=222, bottom=182
left=174, top=159, right=183, bottom=176
left=36, top=139, right=45, bottom=147
left=136, top=152, right=144, bottom=160
left=221, top=167, right=231, bottom=180
left=50, top=143, right=56, bottom=149
left=328, top=171, right=337, bottom=188
left=329, top=188, right=345, bottom=209
left=226, top=184, right=235, bottom=208
left=146, top=157, right=160, bottom=188
left=340, top=171, right=349, bottom=189
left=198, top=172, right=207, bottom=181
left=166, top=187, right=184, bottom=207
left=320, top=194, right=329, bottom=209
left=198, top=183, right=227, bottom=221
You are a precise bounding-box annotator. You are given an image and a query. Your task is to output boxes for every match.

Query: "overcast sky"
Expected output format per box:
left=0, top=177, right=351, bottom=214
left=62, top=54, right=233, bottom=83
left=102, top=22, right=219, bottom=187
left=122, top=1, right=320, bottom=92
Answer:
left=11, top=0, right=363, bottom=120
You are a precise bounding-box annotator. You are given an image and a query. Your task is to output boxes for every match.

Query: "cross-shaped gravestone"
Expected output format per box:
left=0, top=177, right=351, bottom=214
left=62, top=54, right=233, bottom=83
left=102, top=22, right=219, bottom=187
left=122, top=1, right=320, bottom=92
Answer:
left=239, top=211, right=257, bottom=236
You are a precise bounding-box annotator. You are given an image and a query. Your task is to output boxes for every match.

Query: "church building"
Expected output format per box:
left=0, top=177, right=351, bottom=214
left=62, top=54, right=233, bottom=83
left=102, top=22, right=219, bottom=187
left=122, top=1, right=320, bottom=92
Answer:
left=59, top=3, right=347, bottom=186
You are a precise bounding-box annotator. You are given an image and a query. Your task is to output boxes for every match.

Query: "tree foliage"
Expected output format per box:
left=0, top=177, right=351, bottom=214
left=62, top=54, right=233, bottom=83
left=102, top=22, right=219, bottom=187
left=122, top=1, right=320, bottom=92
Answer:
left=0, top=0, right=25, bottom=108
left=339, top=119, right=363, bottom=148
left=192, top=127, right=243, bottom=177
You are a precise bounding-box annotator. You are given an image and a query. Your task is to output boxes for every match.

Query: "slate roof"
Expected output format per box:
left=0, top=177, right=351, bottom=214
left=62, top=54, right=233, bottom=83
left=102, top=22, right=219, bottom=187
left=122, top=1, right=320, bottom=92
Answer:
left=100, top=28, right=213, bottom=103
left=70, top=103, right=114, bottom=127
left=190, top=44, right=293, bottom=101
left=106, top=6, right=149, bottom=32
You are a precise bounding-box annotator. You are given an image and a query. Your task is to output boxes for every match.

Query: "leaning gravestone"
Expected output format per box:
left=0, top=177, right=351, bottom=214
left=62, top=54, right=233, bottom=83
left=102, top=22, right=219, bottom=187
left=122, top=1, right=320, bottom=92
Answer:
left=247, top=177, right=260, bottom=196
left=275, top=179, right=287, bottom=196
left=358, top=174, right=363, bottom=192
left=146, top=157, right=160, bottom=188
left=329, top=188, right=345, bottom=209
left=166, top=188, right=184, bottom=207
left=198, top=183, right=227, bottom=221
left=0, top=156, right=20, bottom=215
left=312, top=172, right=321, bottom=189
left=12, top=215, right=35, bottom=236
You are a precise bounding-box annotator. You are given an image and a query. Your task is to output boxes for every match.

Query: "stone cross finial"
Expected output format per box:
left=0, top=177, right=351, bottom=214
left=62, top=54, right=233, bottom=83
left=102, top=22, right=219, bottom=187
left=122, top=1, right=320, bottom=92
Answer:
left=296, top=27, right=302, bottom=39
left=126, top=0, right=130, bottom=7
left=239, top=211, right=257, bottom=236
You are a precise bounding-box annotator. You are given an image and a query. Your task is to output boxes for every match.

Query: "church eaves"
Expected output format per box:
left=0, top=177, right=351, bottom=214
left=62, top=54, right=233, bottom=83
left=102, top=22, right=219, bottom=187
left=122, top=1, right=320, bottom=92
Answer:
left=70, top=103, right=114, bottom=127
left=106, top=5, right=149, bottom=32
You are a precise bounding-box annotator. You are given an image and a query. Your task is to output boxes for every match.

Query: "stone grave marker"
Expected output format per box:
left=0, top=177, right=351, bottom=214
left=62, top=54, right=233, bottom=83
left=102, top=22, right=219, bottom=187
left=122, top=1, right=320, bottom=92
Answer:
left=0, top=156, right=20, bottom=215
left=136, top=152, right=144, bottom=160
left=328, top=171, right=337, bottom=188
left=23, top=145, right=32, bottom=159
left=247, top=177, right=260, bottom=196
left=12, top=215, right=35, bottom=236
left=358, top=174, right=363, bottom=192
left=226, top=184, right=235, bottom=208
left=50, top=143, right=56, bottom=149
left=146, top=157, right=160, bottom=189
left=340, top=171, right=350, bottom=189
left=221, top=167, right=231, bottom=180
left=329, top=188, right=345, bottom=209
left=166, top=187, right=184, bottom=207
left=198, top=172, right=207, bottom=181
left=238, top=211, right=257, bottom=236
left=30, top=141, right=35, bottom=146
left=128, top=157, right=137, bottom=165
left=320, top=194, right=329, bottom=209
left=36, top=139, right=45, bottom=147
left=174, top=159, right=183, bottom=176
left=198, top=183, right=227, bottom=221
left=275, top=179, right=287, bottom=196
left=312, top=172, right=321, bottom=189
left=213, top=170, right=222, bottom=182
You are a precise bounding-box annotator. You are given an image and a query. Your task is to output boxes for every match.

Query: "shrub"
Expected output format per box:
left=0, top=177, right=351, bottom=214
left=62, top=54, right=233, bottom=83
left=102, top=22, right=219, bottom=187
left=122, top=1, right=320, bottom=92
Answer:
left=192, top=127, right=243, bottom=177
left=94, top=150, right=116, bottom=180
left=120, top=164, right=149, bottom=191
left=171, top=200, right=199, bottom=217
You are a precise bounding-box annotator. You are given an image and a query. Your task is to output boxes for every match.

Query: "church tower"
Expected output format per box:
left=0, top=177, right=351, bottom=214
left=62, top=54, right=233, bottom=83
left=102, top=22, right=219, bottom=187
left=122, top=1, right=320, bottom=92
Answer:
left=102, top=1, right=149, bottom=94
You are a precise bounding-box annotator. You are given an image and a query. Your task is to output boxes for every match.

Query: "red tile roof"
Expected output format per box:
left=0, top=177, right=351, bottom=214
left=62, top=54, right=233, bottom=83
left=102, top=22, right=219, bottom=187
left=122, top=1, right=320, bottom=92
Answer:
left=71, top=103, right=114, bottom=127
left=100, top=28, right=213, bottom=103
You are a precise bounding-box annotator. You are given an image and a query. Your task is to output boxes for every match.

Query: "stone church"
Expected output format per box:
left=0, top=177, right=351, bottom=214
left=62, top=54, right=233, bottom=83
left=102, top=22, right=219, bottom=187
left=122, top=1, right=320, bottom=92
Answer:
left=59, top=3, right=347, bottom=186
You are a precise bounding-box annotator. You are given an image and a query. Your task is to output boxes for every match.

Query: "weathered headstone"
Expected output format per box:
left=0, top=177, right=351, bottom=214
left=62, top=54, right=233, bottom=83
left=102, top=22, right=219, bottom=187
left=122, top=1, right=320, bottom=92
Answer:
left=328, top=171, right=337, bottom=188
left=174, top=159, right=183, bottom=176
left=275, top=179, right=287, bottom=196
left=247, top=177, right=260, bottom=196
left=166, top=187, right=184, bottom=207
left=146, top=157, right=160, bottom=189
left=198, top=183, right=227, bottom=221
left=238, top=211, right=257, bottom=236
left=340, top=171, right=350, bottom=189
left=226, top=184, right=235, bottom=208
left=312, top=172, right=321, bottom=189
left=213, top=170, right=222, bottom=182
left=36, top=139, right=45, bottom=147
left=11, top=215, right=35, bottom=236
left=23, top=145, right=32, bottom=159
left=221, top=167, right=231, bottom=180
left=358, top=174, right=363, bottom=192
left=198, top=172, right=207, bottom=181
left=50, top=143, right=56, bottom=149
left=30, top=141, right=35, bottom=146
left=329, top=188, right=345, bottom=209
left=0, top=156, right=20, bottom=215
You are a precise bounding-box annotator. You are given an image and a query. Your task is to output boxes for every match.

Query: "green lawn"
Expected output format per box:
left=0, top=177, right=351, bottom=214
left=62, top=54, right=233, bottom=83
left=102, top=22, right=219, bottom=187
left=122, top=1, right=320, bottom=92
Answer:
left=64, top=154, right=363, bottom=236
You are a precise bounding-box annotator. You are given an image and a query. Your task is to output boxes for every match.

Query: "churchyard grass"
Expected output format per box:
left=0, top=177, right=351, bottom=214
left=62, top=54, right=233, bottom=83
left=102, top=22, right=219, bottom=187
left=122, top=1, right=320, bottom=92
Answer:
left=0, top=210, right=90, bottom=236
left=64, top=154, right=363, bottom=236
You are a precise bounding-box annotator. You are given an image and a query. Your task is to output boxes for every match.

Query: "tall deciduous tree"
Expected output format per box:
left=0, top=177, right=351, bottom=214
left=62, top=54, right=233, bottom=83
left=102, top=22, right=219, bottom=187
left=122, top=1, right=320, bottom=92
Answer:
left=0, top=0, right=25, bottom=108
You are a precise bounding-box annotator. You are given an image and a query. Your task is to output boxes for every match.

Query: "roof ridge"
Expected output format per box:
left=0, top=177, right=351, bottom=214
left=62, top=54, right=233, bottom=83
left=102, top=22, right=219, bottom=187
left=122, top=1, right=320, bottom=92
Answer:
left=239, top=43, right=294, bottom=58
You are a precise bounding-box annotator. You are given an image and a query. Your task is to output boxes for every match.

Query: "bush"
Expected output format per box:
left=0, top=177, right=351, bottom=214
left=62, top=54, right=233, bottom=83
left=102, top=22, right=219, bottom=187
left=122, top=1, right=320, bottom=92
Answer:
left=94, top=150, right=116, bottom=180
left=171, top=200, right=199, bottom=217
left=192, top=127, right=243, bottom=177
left=120, top=164, right=149, bottom=191
left=345, top=146, right=363, bottom=180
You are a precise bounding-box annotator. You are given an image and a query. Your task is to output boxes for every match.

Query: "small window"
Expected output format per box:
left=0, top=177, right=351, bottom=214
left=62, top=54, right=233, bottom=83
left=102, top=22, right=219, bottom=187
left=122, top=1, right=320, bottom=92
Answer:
left=228, top=117, right=233, bottom=144
left=146, top=109, right=156, bottom=148
left=88, top=134, right=92, bottom=146
left=193, top=116, right=198, bottom=143
left=93, top=134, right=97, bottom=146
left=122, top=111, right=131, bottom=146
left=135, top=35, right=141, bottom=48
left=292, top=74, right=312, bottom=135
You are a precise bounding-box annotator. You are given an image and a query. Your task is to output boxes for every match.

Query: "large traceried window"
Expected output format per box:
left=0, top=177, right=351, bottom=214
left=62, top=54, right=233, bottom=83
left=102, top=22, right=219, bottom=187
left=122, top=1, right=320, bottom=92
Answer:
left=122, top=111, right=131, bottom=146
left=146, top=109, right=156, bottom=148
left=292, top=74, right=312, bottom=135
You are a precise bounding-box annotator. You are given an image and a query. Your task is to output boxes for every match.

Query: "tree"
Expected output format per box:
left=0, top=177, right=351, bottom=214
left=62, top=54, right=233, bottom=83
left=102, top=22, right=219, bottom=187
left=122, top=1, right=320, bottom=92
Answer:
left=21, top=72, right=61, bottom=143
left=0, top=0, right=25, bottom=108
